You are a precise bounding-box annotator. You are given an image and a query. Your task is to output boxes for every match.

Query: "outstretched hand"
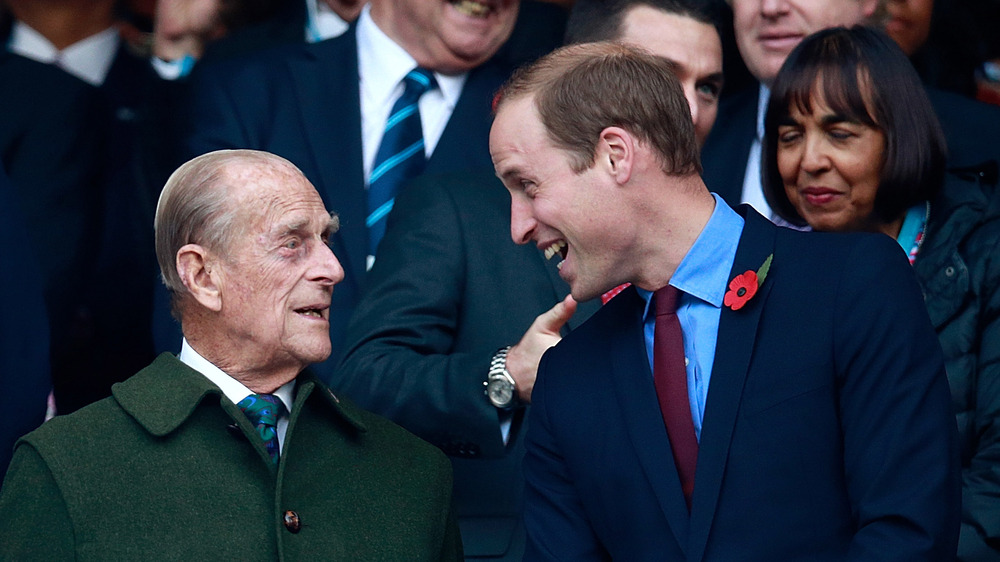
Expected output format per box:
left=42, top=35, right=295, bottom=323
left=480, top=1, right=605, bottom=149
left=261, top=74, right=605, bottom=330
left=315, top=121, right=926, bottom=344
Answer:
left=506, top=295, right=577, bottom=403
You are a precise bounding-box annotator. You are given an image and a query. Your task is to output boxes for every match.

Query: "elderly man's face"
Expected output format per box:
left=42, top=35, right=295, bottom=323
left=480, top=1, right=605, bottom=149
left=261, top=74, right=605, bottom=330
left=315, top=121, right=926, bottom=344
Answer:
left=370, top=0, right=519, bottom=74
left=215, top=167, right=344, bottom=374
left=732, top=0, right=877, bottom=85
left=619, top=6, right=723, bottom=147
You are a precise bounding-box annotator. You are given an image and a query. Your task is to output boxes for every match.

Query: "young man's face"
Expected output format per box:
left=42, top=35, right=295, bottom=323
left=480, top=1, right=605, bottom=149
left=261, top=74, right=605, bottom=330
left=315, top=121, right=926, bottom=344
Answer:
left=619, top=6, right=724, bottom=147
left=490, top=96, right=636, bottom=302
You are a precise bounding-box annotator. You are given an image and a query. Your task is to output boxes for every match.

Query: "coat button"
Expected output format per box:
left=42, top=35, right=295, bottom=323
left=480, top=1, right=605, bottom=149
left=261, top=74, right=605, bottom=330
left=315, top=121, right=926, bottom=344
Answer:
left=945, top=266, right=956, bottom=277
left=283, top=510, right=301, bottom=533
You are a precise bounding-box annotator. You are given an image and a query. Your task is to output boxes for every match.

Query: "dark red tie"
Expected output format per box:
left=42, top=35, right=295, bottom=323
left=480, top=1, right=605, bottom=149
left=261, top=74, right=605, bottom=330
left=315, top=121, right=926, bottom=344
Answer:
left=653, top=285, right=698, bottom=509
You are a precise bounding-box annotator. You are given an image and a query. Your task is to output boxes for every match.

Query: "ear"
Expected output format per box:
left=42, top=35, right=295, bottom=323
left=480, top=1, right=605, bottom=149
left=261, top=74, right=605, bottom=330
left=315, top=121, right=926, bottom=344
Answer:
left=176, top=244, right=223, bottom=312
left=860, top=0, right=879, bottom=19
left=596, top=126, right=635, bottom=185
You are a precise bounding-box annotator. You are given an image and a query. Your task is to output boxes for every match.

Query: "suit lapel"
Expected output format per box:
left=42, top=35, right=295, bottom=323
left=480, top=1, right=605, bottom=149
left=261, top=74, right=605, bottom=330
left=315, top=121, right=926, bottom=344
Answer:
left=687, top=207, right=777, bottom=561
left=606, top=289, right=691, bottom=552
left=427, top=61, right=506, bottom=174
left=286, top=27, right=368, bottom=286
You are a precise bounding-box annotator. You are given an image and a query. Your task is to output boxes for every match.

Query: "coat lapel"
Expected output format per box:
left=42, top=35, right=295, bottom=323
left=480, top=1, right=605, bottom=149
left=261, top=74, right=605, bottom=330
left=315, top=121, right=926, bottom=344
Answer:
left=606, top=289, right=691, bottom=552
left=687, top=207, right=777, bottom=561
left=286, top=28, right=368, bottom=286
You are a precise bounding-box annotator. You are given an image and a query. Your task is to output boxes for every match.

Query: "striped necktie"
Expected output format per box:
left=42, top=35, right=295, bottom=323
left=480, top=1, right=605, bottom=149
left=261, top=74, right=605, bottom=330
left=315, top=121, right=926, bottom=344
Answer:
left=237, top=394, right=286, bottom=466
left=366, top=68, right=437, bottom=256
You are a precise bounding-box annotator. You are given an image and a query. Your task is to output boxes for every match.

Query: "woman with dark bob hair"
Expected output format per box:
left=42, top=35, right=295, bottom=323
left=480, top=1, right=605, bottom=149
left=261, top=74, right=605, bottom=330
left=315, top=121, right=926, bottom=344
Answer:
left=763, top=25, right=1000, bottom=560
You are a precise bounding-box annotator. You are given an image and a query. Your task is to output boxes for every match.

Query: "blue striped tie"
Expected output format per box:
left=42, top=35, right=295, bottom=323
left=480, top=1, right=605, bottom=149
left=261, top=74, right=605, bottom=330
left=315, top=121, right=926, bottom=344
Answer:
left=367, top=68, right=437, bottom=256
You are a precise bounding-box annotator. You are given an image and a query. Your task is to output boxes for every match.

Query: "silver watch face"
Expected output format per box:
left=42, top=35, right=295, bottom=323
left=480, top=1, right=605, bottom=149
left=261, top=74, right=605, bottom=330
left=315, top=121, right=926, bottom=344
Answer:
left=488, top=378, right=515, bottom=408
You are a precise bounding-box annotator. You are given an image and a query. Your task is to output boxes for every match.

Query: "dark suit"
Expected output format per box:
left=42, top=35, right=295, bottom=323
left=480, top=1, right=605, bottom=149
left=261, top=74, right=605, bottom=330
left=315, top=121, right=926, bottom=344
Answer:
left=523, top=207, right=960, bottom=560
left=335, top=173, right=596, bottom=560
left=0, top=353, right=462, bottom=559
left=0, top=166, right=50, bottom=474
left=702, top=82, right=1000, bottom=208
left=0, top=52, right=107, bottom=419
left=199, top=0, right=566, bottom=73
left=185, top=25, right=507, bottom=374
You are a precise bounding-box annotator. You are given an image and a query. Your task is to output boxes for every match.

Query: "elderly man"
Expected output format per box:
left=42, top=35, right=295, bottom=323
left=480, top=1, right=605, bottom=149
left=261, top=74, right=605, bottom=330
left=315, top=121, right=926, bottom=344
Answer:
left=0, top=150, right=461, bottom=560
left=185, top=0, right=522, bottom=369
left=491, top=42, right=960, bottom=560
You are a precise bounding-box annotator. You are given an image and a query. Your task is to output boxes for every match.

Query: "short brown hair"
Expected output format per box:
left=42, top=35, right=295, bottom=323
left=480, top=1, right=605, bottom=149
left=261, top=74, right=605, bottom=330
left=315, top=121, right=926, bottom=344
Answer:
left=494, top=42, right=701, bottom=176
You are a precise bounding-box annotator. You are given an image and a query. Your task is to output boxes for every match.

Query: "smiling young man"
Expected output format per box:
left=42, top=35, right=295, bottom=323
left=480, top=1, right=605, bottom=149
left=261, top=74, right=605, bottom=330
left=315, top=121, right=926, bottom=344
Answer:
left=490, top=41, right=959, bottom=560
left=0, top=150, right=462, bottom=560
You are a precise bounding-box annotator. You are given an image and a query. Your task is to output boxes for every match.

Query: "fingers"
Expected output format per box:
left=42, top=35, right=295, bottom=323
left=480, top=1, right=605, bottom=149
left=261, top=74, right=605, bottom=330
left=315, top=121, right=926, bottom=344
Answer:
left=538, top=294, right=577, bottom=334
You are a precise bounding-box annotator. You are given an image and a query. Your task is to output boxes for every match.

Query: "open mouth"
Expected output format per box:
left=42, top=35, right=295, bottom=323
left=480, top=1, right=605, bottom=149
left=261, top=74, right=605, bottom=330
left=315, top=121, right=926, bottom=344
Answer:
left=543, top=240, right=568, bottom=269
left=450, top=0, right=493, bottom=18
left=295, top=306, right=328, bottom=320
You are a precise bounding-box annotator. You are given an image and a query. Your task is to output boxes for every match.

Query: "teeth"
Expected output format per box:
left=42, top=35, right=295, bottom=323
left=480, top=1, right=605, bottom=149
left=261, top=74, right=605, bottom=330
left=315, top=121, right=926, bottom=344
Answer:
left=452, top=0, right=490, bottom=17
left=299, top=309, right=323, bottom=318
left=544, top=240, right=567, bottom=261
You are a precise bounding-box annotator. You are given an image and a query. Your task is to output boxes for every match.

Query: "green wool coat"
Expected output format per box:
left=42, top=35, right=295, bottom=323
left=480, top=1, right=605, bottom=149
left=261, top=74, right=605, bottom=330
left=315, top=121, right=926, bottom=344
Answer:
left=0, top=353, right=462, bottom=560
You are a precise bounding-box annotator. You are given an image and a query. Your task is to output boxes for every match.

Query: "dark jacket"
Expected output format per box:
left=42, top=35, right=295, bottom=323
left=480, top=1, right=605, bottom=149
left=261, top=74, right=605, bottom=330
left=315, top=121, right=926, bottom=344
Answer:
left=0, top=353, right=462, bottom=560
left=914, top=165, right=1000, bottom=560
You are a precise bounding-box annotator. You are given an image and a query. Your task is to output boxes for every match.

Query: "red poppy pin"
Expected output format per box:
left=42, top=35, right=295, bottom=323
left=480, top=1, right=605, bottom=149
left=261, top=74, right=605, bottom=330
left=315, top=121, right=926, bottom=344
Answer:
left=724, top=254, right=773, bottom=311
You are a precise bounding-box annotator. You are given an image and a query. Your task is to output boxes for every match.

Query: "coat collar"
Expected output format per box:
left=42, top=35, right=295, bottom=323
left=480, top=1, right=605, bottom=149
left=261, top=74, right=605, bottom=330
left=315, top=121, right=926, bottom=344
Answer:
left=113, top=353, right=368, bottom=437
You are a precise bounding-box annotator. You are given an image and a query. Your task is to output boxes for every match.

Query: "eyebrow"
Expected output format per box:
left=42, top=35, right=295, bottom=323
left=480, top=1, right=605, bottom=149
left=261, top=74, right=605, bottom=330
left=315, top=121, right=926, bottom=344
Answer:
left=701, top=72, right=724, bottom=85
left=497, top=167, right=522, bottom=184
left=820, top=113, right=859, bottom=126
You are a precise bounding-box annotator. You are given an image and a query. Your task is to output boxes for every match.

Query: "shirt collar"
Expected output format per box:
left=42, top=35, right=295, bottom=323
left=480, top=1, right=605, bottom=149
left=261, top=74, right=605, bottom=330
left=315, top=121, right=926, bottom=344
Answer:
left=8, top=21, right=118, bottom=86
left=636, top=193, right=745, bottom=310
left=356, top=5, right=464, bottom=111
left=755, top=83, right=771, bottom=142
left=179, top=338, right=295, bottom=413
left=306, top=0, right=350, bottom=42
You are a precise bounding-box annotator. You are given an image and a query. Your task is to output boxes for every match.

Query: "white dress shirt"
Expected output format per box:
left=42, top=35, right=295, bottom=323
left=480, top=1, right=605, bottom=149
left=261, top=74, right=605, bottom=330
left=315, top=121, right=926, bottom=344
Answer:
left=739, top=83, right=774, bottom=218
left=178, top=339, right=295, bottom=450
left=8, top=21, right=118, bottom=87
left=356, top=5, right=466, bottom=183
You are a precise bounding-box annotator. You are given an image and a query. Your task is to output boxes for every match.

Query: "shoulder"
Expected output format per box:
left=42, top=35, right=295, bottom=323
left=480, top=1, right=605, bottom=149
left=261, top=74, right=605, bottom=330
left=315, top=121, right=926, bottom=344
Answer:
left=303, top=376, right=452, bottom=473
left=193, top=28, right=355, bottom=86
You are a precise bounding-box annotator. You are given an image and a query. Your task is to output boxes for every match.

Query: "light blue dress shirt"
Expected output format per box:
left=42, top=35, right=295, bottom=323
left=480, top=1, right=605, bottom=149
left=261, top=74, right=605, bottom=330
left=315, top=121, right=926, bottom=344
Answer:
left=636, top=193, right=744, bottom=441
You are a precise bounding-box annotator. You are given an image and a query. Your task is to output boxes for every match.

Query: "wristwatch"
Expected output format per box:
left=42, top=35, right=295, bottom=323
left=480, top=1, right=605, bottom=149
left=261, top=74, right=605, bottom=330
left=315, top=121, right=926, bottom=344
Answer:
left=485, top=346, right=519, bottom=410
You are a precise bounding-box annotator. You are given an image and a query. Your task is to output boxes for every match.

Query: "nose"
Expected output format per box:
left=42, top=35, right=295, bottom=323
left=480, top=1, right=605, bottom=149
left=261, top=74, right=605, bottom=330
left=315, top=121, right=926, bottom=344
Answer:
left=800, top=134, right=830, bottom=176
left=683, top=86, right=700, bottom=132
left=760, top=0, right=789, bottom=17
left=313, top=241, right=345, bottom=286
left=509, top=192, right=537, bottom=245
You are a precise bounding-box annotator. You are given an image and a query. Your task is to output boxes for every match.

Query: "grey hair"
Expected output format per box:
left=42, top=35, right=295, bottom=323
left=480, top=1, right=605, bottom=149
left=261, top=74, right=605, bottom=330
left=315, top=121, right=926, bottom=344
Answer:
left=153, top=149, right=306, bottom=300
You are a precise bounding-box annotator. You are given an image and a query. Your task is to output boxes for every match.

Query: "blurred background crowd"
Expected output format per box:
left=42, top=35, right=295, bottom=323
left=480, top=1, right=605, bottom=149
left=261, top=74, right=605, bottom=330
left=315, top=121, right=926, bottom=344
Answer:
left=1, top=0, right=999, bottom=559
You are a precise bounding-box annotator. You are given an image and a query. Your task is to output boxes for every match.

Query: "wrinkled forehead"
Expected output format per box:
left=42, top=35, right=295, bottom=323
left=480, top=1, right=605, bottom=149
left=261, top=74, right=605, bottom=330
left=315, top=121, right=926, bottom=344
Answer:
left=227, top=164, right=328, bottom=227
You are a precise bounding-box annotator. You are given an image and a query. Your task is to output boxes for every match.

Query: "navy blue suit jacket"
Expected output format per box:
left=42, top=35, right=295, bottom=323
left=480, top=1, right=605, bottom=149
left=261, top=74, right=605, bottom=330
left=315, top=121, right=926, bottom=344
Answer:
left=184, top=25, right=506, bottom=375
left=523, top=207, right=961, bottom=561
left=0, top=165, right=50, bottom=474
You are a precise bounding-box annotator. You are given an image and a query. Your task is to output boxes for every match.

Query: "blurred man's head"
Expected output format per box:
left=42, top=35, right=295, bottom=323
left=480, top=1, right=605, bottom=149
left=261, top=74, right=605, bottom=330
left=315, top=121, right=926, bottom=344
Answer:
left=566, top=0, right=724, bottom=146
left=155, top=150, right=345, bottom=383
left=370, top=0, right=520, bottom=75
left=730, top=0, right=879, bottom=85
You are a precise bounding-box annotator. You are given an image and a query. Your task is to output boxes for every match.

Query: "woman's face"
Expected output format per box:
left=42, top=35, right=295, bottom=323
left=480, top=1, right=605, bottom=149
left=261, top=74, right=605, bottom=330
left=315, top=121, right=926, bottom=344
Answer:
left=777, top=86, right=886, bottom=232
